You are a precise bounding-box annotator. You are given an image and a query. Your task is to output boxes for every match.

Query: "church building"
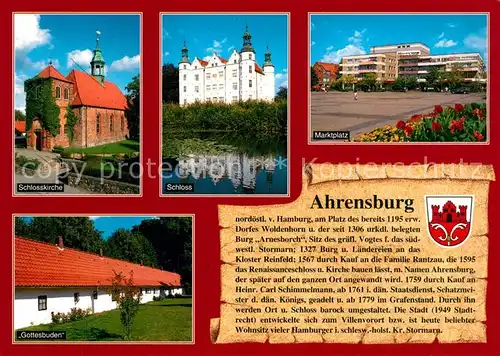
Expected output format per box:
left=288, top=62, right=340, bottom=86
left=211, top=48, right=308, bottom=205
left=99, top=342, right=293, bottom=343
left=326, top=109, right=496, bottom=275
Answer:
left=24, top=32, right=129, bottom=151
left=178, top=26, right=275, bottom=106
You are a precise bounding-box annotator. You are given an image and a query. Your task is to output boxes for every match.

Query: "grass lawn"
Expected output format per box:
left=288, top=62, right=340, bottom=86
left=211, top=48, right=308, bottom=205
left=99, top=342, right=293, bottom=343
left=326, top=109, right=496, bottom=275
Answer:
left=64, top=140, right=140, bottom=154
left=16, top=298, right=192, bottom=342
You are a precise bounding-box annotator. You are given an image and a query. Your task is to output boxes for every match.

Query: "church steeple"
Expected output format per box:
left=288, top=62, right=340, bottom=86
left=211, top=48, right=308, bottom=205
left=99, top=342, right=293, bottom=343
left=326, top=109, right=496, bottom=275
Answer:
left=263, top=45, right=273, bottom=67
left=90, top=30, right=105, bottom=84
left=180, top=41, right=190, bottom=63
left=241, top=25, right=255, bottom=53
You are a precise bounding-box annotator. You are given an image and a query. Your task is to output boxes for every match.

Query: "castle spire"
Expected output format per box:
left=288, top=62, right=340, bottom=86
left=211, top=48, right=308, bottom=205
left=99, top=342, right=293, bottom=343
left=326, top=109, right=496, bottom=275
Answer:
left=180, top=40, right=190, bottom=63
left=263, top=45, right=273, bottom=67
left=90, top=30, right=105, bottom=84
left=241, top=25, right=254, bottom=53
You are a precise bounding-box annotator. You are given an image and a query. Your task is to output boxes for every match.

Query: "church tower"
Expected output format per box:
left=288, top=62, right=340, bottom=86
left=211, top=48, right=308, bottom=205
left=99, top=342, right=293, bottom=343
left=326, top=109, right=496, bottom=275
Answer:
left=240, top=26, right=257, bottom=101
left=263, top=46, right=275, bottom=101
left=90, top=30, right=105, bottom=84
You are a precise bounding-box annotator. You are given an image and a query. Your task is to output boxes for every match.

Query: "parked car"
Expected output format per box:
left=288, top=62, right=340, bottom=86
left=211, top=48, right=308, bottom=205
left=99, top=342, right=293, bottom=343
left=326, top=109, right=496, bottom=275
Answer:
left=451, top=87, right=470, bottom=94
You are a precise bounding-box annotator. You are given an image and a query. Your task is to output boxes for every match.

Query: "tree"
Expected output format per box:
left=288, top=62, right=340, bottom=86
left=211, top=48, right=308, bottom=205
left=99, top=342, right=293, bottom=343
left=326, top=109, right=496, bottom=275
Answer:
left=15, top=217, right=104, bottom=253
left=132, top=217, right=192, bottom=287
left=125, top=75, right=140, bottom=140
left=275, top=87, right=287, bottom=101
left=443, top=64, right=464, bottom=89
left=310, top=66, right=319, bottom=88
left=425, top=66, right=442, bottom=89
left=105, top=229, right=157, bottom=267
left=109, top=271, right=141, bottom=340
left=359, top=73, right=377, bottom=91
left=15, top=110, right=26, bottom=121
left=340, top=74, right=356, bottom=90
left=162, top=64, right=179, bottom=103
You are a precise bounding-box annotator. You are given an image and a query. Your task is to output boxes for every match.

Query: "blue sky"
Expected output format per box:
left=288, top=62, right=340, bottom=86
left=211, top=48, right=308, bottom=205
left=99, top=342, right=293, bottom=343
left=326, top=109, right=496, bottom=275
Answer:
left=19, top=216, right=158, bottom=240
left=14, top=14, right=141, bottom=111
left=311, top=14, right=487, bottom=66
left=162, top=14, right=289, bottom=91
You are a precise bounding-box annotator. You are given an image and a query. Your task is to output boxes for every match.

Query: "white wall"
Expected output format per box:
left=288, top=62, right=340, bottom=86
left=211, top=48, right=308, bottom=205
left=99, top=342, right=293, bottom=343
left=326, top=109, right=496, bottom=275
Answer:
left=15, top=286, right=184, bottom=330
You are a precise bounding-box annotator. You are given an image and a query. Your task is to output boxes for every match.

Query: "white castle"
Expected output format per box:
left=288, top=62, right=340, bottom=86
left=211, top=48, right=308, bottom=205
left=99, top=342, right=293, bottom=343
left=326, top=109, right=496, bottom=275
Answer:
left=178, top=26, right=275, bottom=106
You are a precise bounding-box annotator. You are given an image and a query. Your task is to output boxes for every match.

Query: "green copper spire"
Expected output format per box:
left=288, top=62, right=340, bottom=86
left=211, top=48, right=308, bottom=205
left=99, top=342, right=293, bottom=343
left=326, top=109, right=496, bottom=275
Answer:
left=263, top=45, right=273, bottom=67
left=241, top=25, right=254, bottom=53
left=90, top=30, right=105, bottom=84
left=180, top=41, right=190, bottom=63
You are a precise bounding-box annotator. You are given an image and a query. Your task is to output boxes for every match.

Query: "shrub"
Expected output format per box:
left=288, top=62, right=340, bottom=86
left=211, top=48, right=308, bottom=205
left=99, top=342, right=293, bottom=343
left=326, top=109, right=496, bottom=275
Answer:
left=15, top=155, right=41, bottom=170
left=50, top=308, right=91, bottom=324
left=52, top=145, right=64, bottom=154
left=355, top=103, right=486, bottom=142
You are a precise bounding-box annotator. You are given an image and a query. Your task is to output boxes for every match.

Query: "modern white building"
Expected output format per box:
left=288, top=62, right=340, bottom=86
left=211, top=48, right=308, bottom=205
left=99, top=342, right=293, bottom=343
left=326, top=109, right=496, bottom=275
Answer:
left=14, top=237, right=183, bottom=330
left=178, top=26, right=275, bottom=106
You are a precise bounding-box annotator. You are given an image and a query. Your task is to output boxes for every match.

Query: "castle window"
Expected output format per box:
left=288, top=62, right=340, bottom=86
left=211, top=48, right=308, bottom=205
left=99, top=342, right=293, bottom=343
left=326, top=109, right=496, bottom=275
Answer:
left=234, top=60, right=237, bottom=64
left=232, top=82, right=237, bottom=90
left=183, top=86, right=186, bottom=93
left=232, top=70, right=237, bottom=78
left=93, top=290, right=98, bottom=299
left=206, top=85, right=210, bottom=91
left=219, top=71, right=223, bottom=77
left=64, top=87, right=69, bottom=100
left=249, top=80, right=253, bottom=88
left=55, top=86, right=61, bottom=99
left=219, top=84, right=223, bottom=90
left=249, top=54, right=253, bottom=60
left=38, top=295, right=47, bottom=311
left=195, top=74, right=199, bottom=81
left=212, top=84, right=216, bottom=90
left=183, top=74, right=187, bottom=81
left=96, top=114, right=101, bottom=135
left=184, top=65, right=187, bottom=69
left=249, top=65, right=252, bottom=73
left=110, top=115, right=114, bottom=133
left=232, top=96, right=238, bottom=102
left=195, top=86, right=199, bottom=93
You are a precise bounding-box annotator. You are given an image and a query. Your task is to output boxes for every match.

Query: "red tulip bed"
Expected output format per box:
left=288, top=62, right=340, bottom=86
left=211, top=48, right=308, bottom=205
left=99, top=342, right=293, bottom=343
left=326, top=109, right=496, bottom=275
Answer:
left=354, top=103, right=487, bottom=142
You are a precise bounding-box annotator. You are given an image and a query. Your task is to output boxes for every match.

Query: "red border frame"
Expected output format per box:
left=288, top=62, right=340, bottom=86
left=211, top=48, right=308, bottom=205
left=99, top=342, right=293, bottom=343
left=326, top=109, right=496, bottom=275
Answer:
left=2, top=3, right=499, bottom=355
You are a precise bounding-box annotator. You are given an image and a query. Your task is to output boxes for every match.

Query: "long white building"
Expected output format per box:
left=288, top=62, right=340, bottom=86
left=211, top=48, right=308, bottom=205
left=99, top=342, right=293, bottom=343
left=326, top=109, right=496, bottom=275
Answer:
left=178, top=26, right=275, bottom=105
left=14, top=236, right=183, bottom=330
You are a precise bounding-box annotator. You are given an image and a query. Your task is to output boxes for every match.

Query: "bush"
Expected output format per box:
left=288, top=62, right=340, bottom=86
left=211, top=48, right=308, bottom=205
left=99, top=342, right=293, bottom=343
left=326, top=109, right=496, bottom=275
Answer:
left=15, top=155, right=41, bottom=170
left=51, top=308, right=92, bottom=324
left=355, top=103, right=486, bottom=142
left=52, top=145, right=64, bottom=154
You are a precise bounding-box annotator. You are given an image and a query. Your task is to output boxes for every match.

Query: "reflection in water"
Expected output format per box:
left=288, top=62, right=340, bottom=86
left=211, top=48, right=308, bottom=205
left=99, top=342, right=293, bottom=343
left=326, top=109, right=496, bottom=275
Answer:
left=162, top=133, right=287, bottom=195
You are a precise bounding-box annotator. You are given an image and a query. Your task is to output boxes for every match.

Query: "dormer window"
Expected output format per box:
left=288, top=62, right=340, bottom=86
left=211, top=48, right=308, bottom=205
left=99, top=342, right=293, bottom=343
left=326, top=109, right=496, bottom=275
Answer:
left=55, top=86, right=61, bottom=99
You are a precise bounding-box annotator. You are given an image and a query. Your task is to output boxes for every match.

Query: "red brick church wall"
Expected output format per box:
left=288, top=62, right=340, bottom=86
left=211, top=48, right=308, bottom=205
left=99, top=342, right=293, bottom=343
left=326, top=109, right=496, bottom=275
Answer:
left=75, top=107, right=129, bottom=148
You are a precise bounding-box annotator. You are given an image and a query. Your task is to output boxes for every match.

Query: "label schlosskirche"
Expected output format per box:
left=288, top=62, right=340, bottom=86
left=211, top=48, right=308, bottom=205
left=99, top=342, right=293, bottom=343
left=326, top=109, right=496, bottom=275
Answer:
left=221, top=196, right=484, bottom=342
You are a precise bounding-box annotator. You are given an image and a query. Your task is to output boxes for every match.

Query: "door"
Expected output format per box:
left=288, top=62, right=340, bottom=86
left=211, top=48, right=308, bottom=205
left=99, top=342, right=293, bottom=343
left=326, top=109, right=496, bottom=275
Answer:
left=35, top=130, right=42, bottom=151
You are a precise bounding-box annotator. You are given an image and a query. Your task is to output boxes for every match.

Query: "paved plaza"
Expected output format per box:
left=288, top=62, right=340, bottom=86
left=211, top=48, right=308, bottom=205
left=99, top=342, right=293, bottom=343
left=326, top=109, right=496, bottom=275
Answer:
left=310, top=92, right=486, bottom=140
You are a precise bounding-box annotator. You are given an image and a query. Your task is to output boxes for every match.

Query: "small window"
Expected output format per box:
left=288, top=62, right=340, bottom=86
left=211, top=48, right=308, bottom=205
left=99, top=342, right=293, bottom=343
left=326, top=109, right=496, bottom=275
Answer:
left=74, top=293, right=80, bottom=304
left=219, top=84, right=223, bottom=90
left=232, top=96, right=238, bottom=102
left=232, top=70, right=237, bottom=78
left=96, top=114, right=100, bottom=135
left=184, top=65, right=187, bottom=69
left=195, top=74, right=199, bottom=81
left=184, top=99, right=187, bottom=105
left=232, top=82, right=237, bottom=90
left=55, top=86, right=61, bottom=99
left=146, top=288, right=152, bottom=294
left=219, top=96, right=224, bottom=102
left=219, top=71, right=223, bottom=77
left=183, top=74, right=187, bottom=81
left=38, top=296, right=47, bottom=311
left=206, top=85, right=210, bottom=91
left=109, top=115, right=114, bottom=133
left=93, top=290, right=98, bottom=300
left=212, top=84, right=216, bottom=90
left=249, top=80, right=253, bottom=88
left=64, top=87, right=69, bottom=100
left=195, top=86, right=199, bottom=93
left=249, top=54, right=253, bottom=60
left=249, top=65, right=252, bottom=73
left=183, top=86, right=186, bottom=93
left=234, top=59, right=237, bottom=64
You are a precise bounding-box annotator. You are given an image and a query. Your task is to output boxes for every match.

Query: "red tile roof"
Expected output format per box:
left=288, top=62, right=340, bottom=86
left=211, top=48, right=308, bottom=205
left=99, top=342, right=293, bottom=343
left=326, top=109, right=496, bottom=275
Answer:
left=198, top=59, right=209, bottom=67
left=15, top=237, right=181, bottom=288
left=15, top=121, right=26, bottom=133
left=255, top=63, right=264, bottom=75
left=37, top=65, right=73, bottom=83
left=67, top=69, right=128, bottom=111
left=316, top=62, right=339, bottom=74
left=218, top=56, right=228, bottom=64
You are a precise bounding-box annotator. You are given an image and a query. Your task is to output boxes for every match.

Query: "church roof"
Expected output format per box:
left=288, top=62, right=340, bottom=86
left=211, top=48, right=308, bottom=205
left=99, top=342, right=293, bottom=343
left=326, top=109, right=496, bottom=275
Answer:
left=315, top=62, right=339, bottom=73
left=255, top=63, right=264, bottom=75
left=15, top=236, right=181, bottom=288
left=67, top=69, right=128, bottom=110
left=37, top=65, right=73, bottom=83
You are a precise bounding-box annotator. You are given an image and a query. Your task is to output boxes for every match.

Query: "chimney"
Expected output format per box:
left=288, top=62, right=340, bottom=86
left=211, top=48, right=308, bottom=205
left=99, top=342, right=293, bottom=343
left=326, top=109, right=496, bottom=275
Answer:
left=99, top=249, right=103, bottom=257
left=58, top=236, right=64, bottom=249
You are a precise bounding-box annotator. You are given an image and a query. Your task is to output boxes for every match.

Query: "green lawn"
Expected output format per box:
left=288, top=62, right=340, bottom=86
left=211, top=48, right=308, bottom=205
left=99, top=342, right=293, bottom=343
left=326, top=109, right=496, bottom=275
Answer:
left=16, top=298, right=192, bottom=342
left=64, top=140, right=140, bottom=154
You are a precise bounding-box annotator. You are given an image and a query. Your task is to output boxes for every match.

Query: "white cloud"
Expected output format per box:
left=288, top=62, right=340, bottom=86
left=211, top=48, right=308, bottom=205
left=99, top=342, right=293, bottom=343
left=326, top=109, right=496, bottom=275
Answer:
left=14, top=73, right=28, bottom=112
left=164, top=51, right=170, bottom=57
left=320, top=29, right=367, bottom=63
left=206, top=38, right=227, bottom=54
left=14, top=14, right=51, bottom=53
left=275, top=69, right=288, bottom=89
left=109, top=54, right=140, bottom=71
left=88, top=216, right=101, bottom=221
left=464, top=31, right=487, bottom=52
left=67, top=49, right=93, bottom=69
left=228, top=45, right=235, bottom=52
left=203, top=55, right=212, bottom=62
left=447, top=23, right=457, bottom=28
left=434, top=39, right=457, bottom=48
left=438, top=32, right=445, bottom=39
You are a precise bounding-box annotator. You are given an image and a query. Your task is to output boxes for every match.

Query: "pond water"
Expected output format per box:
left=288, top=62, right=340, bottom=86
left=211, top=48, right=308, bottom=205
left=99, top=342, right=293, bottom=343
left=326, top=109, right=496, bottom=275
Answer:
left=162, top=132, right=288, bottom=195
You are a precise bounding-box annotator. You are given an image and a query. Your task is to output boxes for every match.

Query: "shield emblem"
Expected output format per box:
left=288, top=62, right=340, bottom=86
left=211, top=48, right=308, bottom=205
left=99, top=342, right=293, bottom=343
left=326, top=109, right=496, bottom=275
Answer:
left=425, top=195, right=474, bottom=248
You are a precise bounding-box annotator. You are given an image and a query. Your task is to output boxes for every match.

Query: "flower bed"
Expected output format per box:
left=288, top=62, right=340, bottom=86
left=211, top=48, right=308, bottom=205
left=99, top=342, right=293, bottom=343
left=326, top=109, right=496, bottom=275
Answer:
left=355, top=103, right=486, bottom=142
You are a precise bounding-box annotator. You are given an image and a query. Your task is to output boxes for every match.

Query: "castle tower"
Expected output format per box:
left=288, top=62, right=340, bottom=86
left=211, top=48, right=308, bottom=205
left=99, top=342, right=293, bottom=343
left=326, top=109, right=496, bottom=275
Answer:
left=179, top=41, right=190, bottom=106
left=90, top=30, right=105, bottom=84
left=240, top=26, right=257, bottom=101
left=262, top=46, right=275, bottom=101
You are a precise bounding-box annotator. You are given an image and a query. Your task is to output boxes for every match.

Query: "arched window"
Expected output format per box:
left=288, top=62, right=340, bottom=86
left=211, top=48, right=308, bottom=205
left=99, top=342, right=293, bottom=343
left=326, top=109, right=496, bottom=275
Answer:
left=109, top=114, right=114, bottom=133
left=121, top=115, right=125, bottom=131
left=64, top=87, right=69, bottom=100
left=96, top=113, right=100, bottom=135
left=55, top=86, right=61, bottom=99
